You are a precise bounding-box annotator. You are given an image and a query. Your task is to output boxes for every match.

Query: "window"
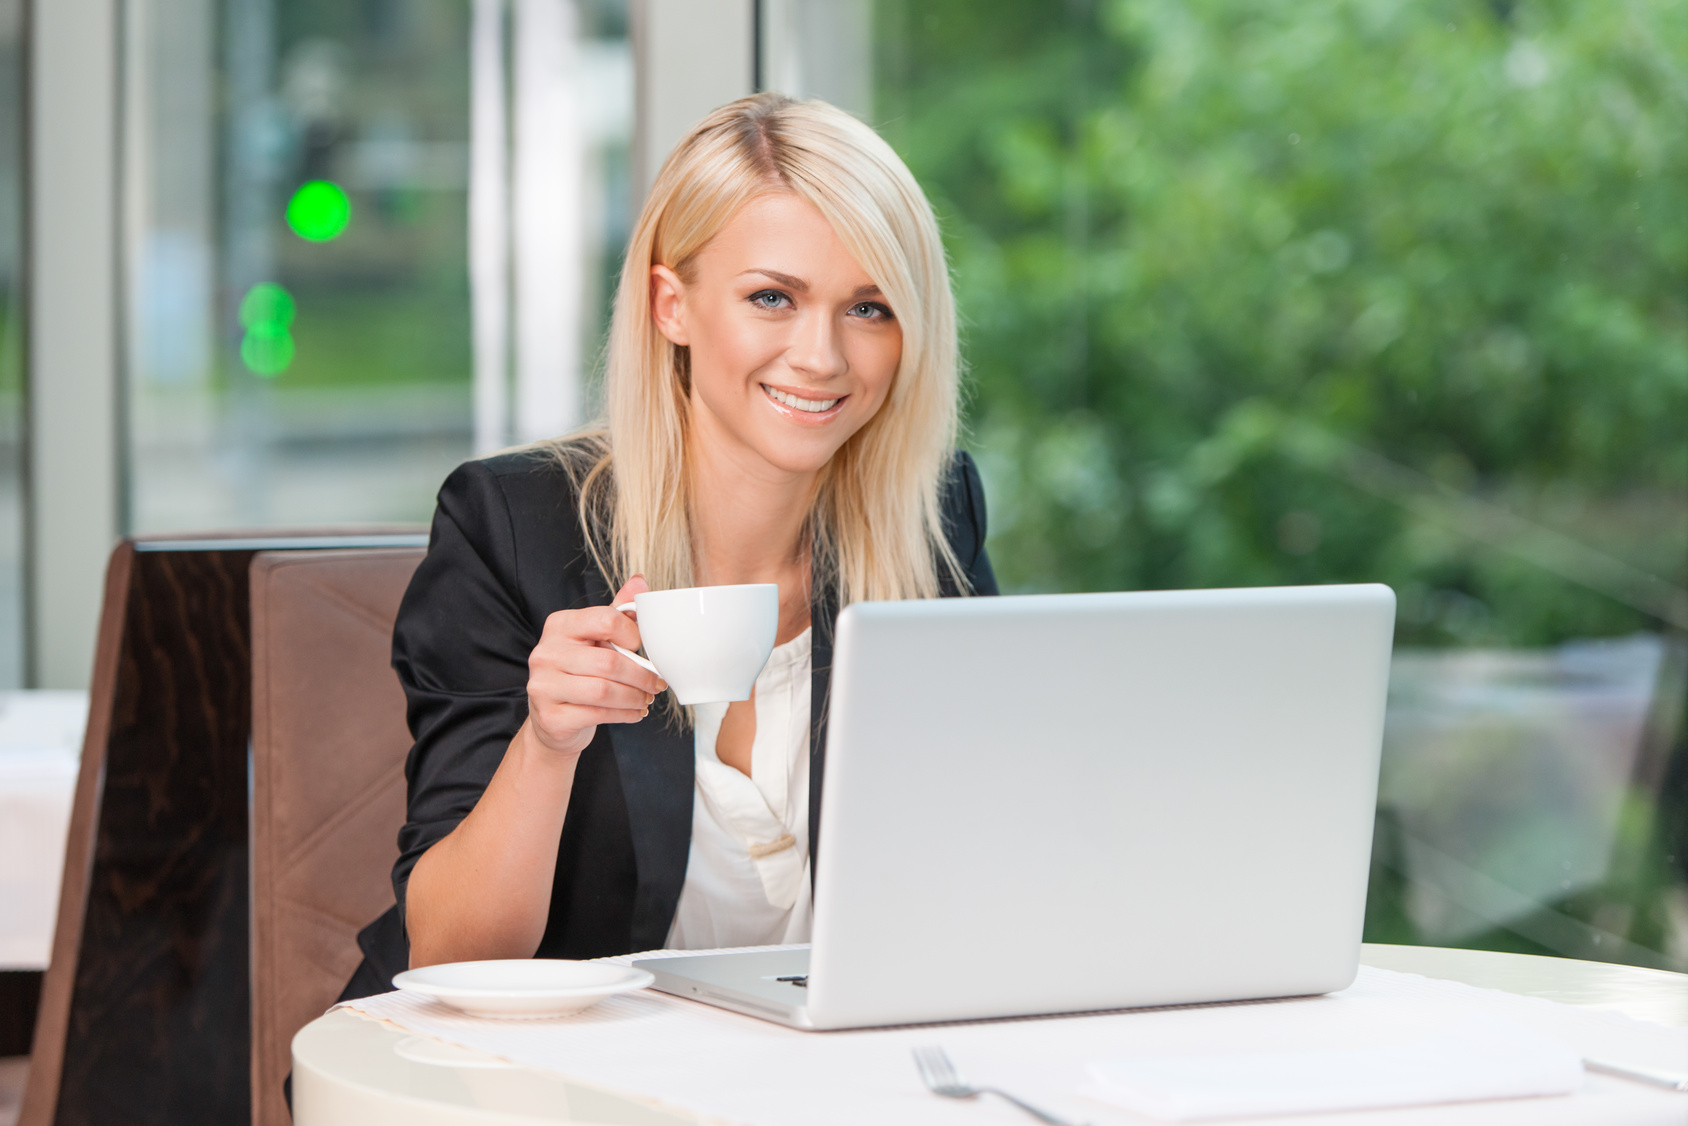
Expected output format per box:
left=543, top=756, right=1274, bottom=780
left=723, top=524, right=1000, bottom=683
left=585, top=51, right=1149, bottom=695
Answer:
left=845, top=0, right=1684, bottom=967
left=121, top=0, right=632, bottom=533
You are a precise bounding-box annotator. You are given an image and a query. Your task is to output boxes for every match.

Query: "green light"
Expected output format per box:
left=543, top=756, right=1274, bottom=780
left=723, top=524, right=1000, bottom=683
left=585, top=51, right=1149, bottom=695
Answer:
left=286, top=180, right=351, bottom=241
left=240, top=282, right=296, bottom=330
left=241, top=325, right=296, bottom=376
left=239, top=282, right=297, bottom=376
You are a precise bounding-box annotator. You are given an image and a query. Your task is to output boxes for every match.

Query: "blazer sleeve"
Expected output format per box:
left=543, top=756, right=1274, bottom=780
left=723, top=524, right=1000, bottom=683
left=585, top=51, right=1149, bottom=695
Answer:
left=389, top=460, right=539, bottom=920
left=944, top=450, right=999, bottom=596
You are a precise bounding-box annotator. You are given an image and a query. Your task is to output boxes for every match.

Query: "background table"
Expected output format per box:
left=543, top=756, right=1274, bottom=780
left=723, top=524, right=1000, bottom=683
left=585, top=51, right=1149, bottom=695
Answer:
left=0, top=691, right=86, bottom=974
left=291, top=944, right=1688, bottom=1126
left=0, top=691, right=86, bottom=1064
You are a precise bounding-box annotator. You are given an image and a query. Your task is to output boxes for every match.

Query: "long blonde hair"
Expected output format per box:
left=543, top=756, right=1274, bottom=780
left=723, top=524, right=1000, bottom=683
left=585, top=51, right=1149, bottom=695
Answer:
left=559, top=93, right=966, bottom=607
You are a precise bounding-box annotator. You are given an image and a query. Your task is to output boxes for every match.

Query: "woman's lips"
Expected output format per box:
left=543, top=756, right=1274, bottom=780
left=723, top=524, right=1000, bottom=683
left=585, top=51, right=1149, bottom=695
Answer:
left=762, top=384, right=840, bottom=412
left=761, top=383, right=848, bottom=420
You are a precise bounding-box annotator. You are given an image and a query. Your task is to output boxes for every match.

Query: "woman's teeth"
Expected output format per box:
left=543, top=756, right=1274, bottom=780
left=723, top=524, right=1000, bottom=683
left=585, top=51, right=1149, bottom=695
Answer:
left=763, top=385, right=840, bottom=413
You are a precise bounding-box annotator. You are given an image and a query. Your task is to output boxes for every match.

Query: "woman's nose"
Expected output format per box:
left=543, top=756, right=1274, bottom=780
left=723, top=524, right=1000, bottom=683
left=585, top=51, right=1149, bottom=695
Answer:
left=786, top=310, right=848, bottom=381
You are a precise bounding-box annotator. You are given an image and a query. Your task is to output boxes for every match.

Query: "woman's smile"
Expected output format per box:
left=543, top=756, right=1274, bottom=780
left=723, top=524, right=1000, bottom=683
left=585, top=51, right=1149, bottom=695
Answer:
left=760, top=382, right=848, bottom=420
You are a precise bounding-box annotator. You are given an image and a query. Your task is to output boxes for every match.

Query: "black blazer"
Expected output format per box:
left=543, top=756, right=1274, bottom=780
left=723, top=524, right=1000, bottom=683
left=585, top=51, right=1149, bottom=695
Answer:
left=340, top=448, right=997, bottom=1000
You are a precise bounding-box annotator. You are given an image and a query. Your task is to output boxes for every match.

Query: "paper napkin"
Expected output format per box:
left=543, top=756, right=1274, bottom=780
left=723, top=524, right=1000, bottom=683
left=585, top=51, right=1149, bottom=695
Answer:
left=1083, top=1014, right=1583, bottom=1121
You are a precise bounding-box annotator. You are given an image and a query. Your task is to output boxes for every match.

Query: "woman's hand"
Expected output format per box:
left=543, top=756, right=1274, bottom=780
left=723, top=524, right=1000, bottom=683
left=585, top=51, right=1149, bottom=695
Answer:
left=525, top=576, right=667, bottom=758
left=410, top=578, right=663, bottom=965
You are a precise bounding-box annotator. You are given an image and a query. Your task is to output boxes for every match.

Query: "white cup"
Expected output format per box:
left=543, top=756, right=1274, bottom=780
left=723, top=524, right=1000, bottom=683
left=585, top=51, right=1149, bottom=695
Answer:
left=612, top=584, right=779, bottom=705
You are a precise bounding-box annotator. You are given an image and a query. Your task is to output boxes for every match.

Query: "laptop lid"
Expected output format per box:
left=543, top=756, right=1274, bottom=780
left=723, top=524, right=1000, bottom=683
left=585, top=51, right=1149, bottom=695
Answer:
left=805, top=583, right=1395, bottom=1029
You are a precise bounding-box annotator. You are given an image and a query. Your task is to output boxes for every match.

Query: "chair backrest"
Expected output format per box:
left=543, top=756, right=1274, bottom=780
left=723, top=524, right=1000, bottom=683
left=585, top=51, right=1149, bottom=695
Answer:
left=22, top=532, right=424, bottom=1126
left=249, top=547, right=423, bottom=1126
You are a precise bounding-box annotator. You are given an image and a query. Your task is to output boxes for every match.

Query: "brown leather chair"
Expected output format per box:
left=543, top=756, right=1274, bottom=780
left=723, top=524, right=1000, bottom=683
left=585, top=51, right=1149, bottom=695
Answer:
left=23, top=532, right=424, bottom=1126
left=249, top=547, right=423, bottom=1126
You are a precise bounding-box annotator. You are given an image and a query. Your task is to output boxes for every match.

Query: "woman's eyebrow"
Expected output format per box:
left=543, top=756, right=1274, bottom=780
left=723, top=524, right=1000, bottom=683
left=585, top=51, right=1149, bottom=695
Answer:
left=740, top=269, right=884, bottom=300
left=742, top=268, right=808, bottom=291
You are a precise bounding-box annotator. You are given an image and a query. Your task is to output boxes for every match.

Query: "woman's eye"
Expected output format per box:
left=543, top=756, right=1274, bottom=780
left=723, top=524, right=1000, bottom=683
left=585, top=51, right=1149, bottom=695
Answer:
left=750, top=290, right=790, bottom=310
left=850, top=301, right=892, bottom=320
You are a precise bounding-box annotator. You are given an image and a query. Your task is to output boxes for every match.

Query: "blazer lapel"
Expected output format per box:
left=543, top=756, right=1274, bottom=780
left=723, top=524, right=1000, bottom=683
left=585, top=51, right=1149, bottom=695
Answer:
left=808, top=582, right=838, bottom=888
left=599, top=574, right=839, bottom=945
left=608, top=719, right=695, bottom=950
left=583, top=564, right=696, bottom=951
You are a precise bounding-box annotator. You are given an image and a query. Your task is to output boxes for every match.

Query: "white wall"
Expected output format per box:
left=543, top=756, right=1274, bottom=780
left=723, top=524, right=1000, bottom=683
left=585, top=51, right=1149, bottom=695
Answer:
left=632, top=0, right=755, bottom=201
left=29, top=0, right=121, bottom=689
left=758, top=0, right=873, bottom=120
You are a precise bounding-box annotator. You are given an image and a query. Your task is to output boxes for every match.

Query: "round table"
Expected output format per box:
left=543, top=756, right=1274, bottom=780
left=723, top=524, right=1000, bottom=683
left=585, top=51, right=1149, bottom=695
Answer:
left=291, top=944, right=1688, bottom=1125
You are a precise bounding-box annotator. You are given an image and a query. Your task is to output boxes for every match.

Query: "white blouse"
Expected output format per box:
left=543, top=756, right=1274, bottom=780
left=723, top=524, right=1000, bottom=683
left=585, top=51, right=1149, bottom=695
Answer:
left=665, top=626, right=813, bottom=950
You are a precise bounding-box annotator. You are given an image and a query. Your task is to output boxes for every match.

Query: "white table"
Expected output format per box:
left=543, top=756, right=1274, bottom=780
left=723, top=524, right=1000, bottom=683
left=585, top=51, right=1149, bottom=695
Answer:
left=292, top=944, right=1688, bottom=1125
left=0, top=691, right=86, bottom=970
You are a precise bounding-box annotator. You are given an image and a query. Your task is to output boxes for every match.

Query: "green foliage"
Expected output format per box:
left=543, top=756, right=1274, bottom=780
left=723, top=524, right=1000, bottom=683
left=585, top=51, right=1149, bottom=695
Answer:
left=876, top=0, right=1687, bottom=968
left=876, top=0, right=1687, bottom=648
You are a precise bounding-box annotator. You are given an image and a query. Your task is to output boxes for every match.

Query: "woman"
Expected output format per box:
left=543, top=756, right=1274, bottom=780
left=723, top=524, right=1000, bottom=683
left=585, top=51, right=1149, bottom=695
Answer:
left=342, top=93, right=996, bottom=995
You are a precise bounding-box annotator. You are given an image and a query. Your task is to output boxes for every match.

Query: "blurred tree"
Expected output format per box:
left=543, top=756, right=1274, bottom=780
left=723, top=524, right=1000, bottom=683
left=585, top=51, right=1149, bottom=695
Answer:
left=877, top=0, right=1686, bottom=649
left=874, top=0, right=1687, bottom=967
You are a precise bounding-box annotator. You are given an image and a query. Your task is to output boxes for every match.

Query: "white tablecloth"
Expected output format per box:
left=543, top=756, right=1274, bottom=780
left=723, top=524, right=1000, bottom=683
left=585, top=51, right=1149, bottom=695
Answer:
left=339, top=948, right=1688, bottom=1125
left=0, top=691, right=86, bottom=970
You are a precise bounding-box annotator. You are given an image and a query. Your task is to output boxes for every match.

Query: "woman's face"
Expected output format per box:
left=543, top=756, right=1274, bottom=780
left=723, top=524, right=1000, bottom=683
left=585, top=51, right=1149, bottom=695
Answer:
left=650, top=192, right=903, bottom=478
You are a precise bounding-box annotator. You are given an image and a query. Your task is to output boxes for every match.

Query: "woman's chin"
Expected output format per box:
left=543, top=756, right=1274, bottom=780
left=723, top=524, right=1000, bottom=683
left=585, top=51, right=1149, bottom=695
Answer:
left=745, top=429, right=855, bottom=477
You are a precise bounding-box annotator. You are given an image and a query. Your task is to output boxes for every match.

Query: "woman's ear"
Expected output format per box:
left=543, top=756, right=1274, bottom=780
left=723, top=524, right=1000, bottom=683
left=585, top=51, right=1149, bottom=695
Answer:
left=649, top=265, right=690, bottom=347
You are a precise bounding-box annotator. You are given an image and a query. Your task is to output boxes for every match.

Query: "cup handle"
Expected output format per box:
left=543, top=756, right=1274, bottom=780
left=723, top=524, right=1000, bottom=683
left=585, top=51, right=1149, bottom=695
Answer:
left=610, top=643, right=660, bottom=676
left=609, top=602, right=659, bottom=675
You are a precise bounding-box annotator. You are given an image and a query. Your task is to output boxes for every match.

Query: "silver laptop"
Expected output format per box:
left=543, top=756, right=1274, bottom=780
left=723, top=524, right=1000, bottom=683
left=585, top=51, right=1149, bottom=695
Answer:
left=635, top=584, right=1396, bottom=1030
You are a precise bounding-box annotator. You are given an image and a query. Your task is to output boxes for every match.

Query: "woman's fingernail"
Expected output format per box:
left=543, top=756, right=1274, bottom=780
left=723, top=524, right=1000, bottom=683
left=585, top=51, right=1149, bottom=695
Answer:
left=641, top=707, right=650, bottom=718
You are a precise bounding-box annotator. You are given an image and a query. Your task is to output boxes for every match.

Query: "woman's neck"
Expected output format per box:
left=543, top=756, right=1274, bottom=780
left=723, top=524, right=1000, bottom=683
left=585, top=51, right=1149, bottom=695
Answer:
left=687, top=429, right=815, bottom=590
left=686, top=419, right=817, bottom=646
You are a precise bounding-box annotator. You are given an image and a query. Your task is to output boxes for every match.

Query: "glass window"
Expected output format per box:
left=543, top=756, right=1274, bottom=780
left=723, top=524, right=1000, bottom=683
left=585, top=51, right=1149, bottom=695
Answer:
left=851, top=0, right=1684, bottom=968
left=0, top=0, right=22, bottom=688
left=122, top=0, right=631, bottom=533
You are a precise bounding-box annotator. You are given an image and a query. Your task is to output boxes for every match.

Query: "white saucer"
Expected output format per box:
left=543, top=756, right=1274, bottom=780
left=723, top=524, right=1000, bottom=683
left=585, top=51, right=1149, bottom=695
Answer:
left=393, top=959, right=656, bottom=1019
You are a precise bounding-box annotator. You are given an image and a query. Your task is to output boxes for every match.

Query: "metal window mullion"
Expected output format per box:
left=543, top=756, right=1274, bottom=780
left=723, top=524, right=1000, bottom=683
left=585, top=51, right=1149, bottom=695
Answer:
left=26, top=0, right=121, bottom=689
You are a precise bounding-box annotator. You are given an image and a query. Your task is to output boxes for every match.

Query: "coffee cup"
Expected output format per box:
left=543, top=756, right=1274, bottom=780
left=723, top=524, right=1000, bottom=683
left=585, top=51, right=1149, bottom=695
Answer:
left=611, top=584, right=779, bottom=705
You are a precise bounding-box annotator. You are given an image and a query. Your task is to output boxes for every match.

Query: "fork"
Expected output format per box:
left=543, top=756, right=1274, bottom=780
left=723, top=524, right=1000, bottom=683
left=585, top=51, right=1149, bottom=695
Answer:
left=912, top=1045, right=1089, bottom=1126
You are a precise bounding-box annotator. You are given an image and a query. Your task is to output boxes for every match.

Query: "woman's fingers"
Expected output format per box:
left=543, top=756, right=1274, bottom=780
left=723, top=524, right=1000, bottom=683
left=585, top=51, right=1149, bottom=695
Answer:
left=548, top=640, right=665, bottom=694
left=544, top=605, right=645, bottom=651
left=529, top=634, right=664, bottom=697
left=525, top=582, right=666, bottom=756
left=536, top=605, right=665, bottom=688
left=536, top=609, right=659, bottom=675
left=541, top=703, right=648, bottom=729
left=547, top=670, right=654, bottom=710
left=610, top=574, right=651, bottom=611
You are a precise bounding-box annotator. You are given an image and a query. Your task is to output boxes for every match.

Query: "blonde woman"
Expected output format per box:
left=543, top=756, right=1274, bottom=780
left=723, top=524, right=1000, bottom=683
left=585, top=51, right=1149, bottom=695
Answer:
left=340, top=93, right=996, bottom=993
